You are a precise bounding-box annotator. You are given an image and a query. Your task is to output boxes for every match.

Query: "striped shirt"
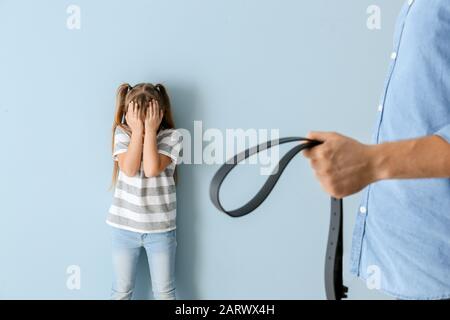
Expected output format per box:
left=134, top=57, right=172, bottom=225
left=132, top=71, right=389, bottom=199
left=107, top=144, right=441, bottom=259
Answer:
left=107, top=126, right=183, bottom=233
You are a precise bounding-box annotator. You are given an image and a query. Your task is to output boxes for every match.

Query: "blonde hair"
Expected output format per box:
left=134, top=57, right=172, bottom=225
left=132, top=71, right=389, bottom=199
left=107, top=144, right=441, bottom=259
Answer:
left=108, top=83, right=175, bottom=190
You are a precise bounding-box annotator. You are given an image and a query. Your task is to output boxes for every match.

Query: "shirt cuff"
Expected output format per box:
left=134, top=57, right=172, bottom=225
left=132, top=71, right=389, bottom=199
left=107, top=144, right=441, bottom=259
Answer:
left=112, top=149, right=127, bottom=161
left=434, top=124, right=450, bottom=144
left=158, top=149, right=178, bottom=164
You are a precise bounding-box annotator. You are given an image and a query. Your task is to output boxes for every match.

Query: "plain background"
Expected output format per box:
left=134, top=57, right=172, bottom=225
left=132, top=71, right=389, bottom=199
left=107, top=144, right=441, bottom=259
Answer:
left=0, top=0, right=404, bottom=299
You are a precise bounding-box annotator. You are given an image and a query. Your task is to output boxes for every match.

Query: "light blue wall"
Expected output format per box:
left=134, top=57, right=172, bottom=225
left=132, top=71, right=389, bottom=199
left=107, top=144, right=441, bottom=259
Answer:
left=0, top=0, right=404, bottom=299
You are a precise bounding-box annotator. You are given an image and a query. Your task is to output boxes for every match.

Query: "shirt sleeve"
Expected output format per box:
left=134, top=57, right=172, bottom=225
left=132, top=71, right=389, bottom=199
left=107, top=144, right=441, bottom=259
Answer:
left=112, top=126, right=130, bottom=161
left=434, top=124, right=450, bottom=144
left=158, top=129, right=183, bottom=165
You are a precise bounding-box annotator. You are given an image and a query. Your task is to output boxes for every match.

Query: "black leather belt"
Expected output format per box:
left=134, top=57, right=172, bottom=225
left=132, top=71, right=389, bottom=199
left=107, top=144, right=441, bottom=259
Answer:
left=209, top=137, right=348, bottom=300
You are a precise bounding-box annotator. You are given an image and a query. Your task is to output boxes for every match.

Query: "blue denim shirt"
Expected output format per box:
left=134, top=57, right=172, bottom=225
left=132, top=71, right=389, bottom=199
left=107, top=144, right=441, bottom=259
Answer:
left=350, top=0, right=450, bottom=300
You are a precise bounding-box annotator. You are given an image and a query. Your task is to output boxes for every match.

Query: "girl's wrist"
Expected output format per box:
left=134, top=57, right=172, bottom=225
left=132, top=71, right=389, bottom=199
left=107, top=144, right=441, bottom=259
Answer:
left=145, top=127, right=158, bottom=136
left=131, top=129, right=144, bottom=135
left=131, top=128, right=144, bottom=138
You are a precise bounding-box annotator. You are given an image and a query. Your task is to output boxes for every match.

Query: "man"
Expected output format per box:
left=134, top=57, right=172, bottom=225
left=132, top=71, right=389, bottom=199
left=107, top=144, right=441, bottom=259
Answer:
left=303, top=0, right=450, bottom=299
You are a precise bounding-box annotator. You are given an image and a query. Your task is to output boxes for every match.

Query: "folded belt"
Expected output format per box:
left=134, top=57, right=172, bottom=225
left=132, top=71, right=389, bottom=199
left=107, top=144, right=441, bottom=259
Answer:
left=209, top=137, right=348, bottom=300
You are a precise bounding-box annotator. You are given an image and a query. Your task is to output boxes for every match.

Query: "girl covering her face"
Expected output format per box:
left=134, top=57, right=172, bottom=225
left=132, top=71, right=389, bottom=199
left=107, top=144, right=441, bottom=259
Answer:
left=107, top=83, right=183, bottom=300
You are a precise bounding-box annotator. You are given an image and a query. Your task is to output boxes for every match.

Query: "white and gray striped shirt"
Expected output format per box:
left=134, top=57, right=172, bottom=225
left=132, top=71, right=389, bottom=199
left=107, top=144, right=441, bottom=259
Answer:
left=107, top=126, right=183, bottom=233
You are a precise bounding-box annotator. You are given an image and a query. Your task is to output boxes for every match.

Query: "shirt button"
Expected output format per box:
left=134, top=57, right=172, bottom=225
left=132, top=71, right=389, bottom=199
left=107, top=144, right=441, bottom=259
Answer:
left=359, top=206, right=367, bottom=214
left=391, top=52, right=397, bottom=60
left=378, top=104, right=383, bottom=112
left=408, top=0, right=414, bottom=6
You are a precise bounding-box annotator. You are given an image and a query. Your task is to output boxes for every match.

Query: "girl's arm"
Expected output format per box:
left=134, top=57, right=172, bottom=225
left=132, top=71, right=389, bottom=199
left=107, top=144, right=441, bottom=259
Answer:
left=117, top=102, right=144, bottom=177
left=142, top=100, right=172, bottom=177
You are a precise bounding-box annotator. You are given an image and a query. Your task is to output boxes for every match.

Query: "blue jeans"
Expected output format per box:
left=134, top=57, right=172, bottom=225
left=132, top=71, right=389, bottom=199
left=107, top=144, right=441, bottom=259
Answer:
left=110, top=227, right=177, bottom=300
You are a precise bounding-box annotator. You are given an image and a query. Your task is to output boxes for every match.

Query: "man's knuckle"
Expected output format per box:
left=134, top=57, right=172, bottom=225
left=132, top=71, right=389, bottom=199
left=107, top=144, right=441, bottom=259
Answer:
left=322, top=148, right=332, bottom=157
left=324, top=166, right=333, bottom=175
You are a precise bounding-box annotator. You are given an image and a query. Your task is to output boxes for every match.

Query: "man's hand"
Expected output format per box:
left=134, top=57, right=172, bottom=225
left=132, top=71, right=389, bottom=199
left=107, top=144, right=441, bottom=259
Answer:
left=303, top=131, right=379, bottom=198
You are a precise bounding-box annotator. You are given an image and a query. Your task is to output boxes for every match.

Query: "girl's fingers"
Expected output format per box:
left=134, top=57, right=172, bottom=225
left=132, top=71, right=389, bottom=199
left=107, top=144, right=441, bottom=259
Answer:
left=154, top=100, right=161, bottom=119
left=153, top=100, right=157, bottom=118
left=149, top=101, right=154, bottom=118
left=145, top=106, right=150, bottom=120
left=134, top=102, right=140, bottom=118
left=156, top=101, right=161, bottom=117
left=131, top=102, right=140, bottom=120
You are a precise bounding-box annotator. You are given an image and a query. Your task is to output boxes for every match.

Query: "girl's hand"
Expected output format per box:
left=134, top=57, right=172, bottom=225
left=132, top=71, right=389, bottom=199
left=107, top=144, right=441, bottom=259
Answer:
left=125, top=101, right=144, bottom=134
left=144, top=99, right=164, bottom=133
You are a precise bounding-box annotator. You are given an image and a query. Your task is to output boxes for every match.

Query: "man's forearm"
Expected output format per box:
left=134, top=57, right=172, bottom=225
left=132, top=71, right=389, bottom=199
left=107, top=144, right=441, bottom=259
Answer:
left=370, top=135, right=450, bottom=181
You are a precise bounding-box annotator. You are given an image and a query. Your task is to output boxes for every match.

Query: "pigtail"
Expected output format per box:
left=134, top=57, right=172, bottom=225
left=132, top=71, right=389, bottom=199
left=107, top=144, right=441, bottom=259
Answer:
left=114, top=83, right=131, bottom=130
left=155, top=83, right=175, bottom=130
left=155, top=83, right=179, bottom=184
left=108, top=83, right=130, bottom=191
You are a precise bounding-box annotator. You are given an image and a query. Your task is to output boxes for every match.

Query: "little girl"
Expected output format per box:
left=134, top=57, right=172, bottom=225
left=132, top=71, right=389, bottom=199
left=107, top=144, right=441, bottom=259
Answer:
left=108, top=83, right=183, bottom=300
